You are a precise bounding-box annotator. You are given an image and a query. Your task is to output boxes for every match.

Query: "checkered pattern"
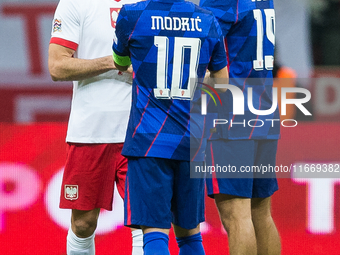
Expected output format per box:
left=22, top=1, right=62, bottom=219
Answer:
left=200, top=0, right=280, bottom=140
left=113, top=0, right=227, bottom=160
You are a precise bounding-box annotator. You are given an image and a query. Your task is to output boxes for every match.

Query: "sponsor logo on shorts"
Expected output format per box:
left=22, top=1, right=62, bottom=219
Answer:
left=65, top=185, right=78, bottom=200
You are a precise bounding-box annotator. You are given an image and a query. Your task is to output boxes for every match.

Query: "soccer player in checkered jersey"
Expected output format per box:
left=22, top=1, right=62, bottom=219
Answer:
left=48, top=0, right=143, bottom=254
left=112, top=0, right=228, bottom=254
left=199, top=0, right=281, bottom=254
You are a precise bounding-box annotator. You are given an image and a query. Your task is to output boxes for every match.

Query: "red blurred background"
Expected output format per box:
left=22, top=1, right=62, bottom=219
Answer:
left=0, top=123, right=339, bottom=254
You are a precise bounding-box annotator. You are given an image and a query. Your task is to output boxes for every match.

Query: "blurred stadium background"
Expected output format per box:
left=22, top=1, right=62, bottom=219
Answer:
left=0, top=0, right=340, bottom=254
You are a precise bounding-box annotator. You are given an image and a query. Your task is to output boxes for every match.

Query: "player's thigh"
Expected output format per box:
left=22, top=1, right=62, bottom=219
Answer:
left=252, top=140, right=279, bottom=198
left=205, top=139, right=255, bottom=198
left=171, top=161, right=205, bottom=230
left=60, top=143, right=120, bottom=211
left=125, top=157, right=174, bottom=229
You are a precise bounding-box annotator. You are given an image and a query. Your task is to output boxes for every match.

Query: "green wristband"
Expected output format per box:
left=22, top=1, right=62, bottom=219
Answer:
left=113, top=52, right=131, bottom=67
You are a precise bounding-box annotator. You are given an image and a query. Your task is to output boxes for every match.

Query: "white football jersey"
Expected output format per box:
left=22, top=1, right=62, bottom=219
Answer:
left=51, top=0, right=139, bottom=143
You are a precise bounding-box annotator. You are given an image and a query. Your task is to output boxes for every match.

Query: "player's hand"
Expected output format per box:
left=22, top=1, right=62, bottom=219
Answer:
left=126, top=65, right=133, bottom=74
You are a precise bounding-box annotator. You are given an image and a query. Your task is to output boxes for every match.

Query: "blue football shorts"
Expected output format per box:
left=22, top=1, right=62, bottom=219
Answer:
left=124, top=157, right=205, bottom=229
left=205, top=139, right=279, bottom=198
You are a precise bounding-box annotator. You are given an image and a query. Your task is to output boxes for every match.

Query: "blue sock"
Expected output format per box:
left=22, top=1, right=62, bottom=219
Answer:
left=176, top=232, right=205, bottom=255
left=143, top=232, right=170, bottom=255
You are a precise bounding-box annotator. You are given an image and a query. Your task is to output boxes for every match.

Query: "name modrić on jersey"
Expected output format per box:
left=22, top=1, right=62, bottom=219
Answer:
left=151, top=16, right=202, bottom=32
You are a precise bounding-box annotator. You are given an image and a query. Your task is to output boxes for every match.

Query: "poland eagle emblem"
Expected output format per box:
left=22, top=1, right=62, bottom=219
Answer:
left=65, top=185, right=78, bottom=200
left=110, top=8, right=120, bottom=28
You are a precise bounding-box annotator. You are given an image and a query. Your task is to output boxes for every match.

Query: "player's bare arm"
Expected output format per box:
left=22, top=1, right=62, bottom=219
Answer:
left=210, top=66, right=229, bottom=92
left=48, top=43, right=116, bottom=81
left=210, top=66, right=228, bottom=79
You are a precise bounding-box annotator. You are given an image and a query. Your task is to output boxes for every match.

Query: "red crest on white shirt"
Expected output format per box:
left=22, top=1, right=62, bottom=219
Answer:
left=110, top=8, right=121, bottom=28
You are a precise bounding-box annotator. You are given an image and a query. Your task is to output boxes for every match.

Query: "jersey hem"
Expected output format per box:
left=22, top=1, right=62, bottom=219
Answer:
left=209, top=61, right=228, bottom=72
left=50, top=37, right=78, bottom=51
left=122, top=153, right=189, bottom=161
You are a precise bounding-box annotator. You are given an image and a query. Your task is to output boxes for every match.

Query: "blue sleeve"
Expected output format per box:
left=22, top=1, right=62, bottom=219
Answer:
left=112, top=6, right=131, bottom=57
left=208, top=17, right=228, bottom=71
left=199, top=0, right=236, bottom=36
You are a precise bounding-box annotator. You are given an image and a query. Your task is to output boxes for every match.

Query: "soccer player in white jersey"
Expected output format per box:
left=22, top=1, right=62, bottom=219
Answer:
left=48, top=0, right=142, bottom=254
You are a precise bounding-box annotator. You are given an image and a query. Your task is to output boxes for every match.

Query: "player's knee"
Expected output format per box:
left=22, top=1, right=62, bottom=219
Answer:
left=251, top=197, right=272, bottom=222
left=252, top=212, right=274, bottom=230
left=72, top=217, right=98, bottom=237
left=220, top=210, right=252, bottom=231
left=219, top=203, right=251, bottom=222
left=252, top=208, right=272, bottom=222
left=173, top=224, right=200, bottom=238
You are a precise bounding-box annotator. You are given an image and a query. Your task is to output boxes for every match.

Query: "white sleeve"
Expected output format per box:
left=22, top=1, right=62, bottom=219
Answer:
left=50, top=0, right=82, bottom=49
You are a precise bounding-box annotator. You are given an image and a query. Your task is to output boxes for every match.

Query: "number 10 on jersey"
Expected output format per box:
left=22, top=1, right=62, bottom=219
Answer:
left=153, top=36, right=201, bottom=100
